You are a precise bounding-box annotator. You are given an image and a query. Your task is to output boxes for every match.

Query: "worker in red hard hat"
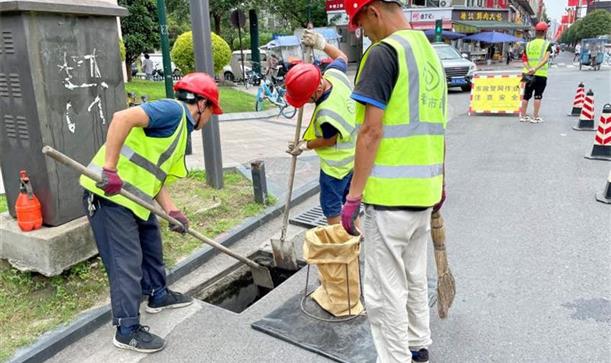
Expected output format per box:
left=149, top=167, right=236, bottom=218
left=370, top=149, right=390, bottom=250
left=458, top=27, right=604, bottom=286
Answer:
left=80, top=72, right=221, bottom=353
left=341, top=0, right=448, bottom=362
left=520, top=21, right=551, bottom=123
left=284, top=29, right=356, bottom=225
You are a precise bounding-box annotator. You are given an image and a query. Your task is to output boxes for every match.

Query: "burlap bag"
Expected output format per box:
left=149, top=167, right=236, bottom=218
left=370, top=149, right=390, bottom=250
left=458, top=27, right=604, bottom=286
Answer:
left=303, top=224, right=363, bottom=316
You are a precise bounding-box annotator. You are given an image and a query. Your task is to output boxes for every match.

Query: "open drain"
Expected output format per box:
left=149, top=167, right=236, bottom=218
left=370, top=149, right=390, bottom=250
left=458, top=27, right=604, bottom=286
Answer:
left=193, top=251, right=304, bottom=313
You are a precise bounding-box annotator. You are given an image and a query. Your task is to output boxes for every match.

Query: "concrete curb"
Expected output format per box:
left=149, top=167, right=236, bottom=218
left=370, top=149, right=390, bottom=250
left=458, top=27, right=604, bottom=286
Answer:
left=9, top=180, right=320, bottom=363
left=218, top=108, right=278, bottom=122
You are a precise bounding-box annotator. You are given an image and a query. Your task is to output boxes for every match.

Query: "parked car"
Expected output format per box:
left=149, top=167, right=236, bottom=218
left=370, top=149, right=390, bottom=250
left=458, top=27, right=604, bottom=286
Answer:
left=432, top=43, right=477, bottom=92
left=223, top=49, right=268, bottom=82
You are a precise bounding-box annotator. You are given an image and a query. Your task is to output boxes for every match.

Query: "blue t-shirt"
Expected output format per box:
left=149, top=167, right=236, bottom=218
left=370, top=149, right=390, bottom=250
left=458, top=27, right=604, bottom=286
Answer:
left=140, top=99, right=195, bottom=137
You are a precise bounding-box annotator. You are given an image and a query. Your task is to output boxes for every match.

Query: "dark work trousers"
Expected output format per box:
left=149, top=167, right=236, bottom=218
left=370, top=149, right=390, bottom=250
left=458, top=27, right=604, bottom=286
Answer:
left=83, top=191, right=167, bottom=327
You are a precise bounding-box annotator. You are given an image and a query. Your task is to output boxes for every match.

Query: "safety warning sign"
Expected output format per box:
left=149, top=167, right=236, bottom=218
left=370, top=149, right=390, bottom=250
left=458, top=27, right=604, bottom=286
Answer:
left=468, top=74, right=524, bottom=115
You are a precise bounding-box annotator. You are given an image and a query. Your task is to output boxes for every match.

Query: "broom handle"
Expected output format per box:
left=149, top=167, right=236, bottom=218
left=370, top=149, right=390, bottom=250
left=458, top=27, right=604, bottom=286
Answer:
left=41, top=146, right=263, bottom=270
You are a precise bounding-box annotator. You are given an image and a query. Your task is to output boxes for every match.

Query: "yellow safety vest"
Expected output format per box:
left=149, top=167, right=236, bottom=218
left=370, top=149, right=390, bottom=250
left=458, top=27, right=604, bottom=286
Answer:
left=355, top=30, right=447, bottom=207
left=524, top=38, right=550, bottom=77
left=81, top=100, right=189, bottom=220
left=303, top=68, right=356, bottom=179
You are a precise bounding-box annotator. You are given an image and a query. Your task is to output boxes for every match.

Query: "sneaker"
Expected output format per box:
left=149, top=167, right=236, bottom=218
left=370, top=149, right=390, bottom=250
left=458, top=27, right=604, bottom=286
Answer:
left=519, top=114, right=530, bottom=122
left=530, top=117, right=544, bottom=123
left=113, top=325, right=165, bottom=353
left=411, top=348, right=429, bottom=363
left=146, top=289, right=193, bottom=313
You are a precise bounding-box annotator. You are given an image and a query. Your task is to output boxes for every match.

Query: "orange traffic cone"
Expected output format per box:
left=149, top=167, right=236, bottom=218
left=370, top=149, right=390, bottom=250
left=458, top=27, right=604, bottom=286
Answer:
left=585, top=104, right=611, bottom=161
left=569, top=82, right=585, bottom=116
left=573, top=89, right=595, bottom=131
left=595, top=171, right=611, bottom=204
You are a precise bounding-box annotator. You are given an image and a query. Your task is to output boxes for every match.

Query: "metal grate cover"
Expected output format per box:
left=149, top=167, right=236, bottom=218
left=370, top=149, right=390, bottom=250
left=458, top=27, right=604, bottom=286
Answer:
left=289, top=205, right=364, bottom=229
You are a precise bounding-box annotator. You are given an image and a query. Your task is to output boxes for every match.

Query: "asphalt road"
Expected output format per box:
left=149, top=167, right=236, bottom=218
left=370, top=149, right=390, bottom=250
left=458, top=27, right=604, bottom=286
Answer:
left=431, top=52, right=610, bottom=362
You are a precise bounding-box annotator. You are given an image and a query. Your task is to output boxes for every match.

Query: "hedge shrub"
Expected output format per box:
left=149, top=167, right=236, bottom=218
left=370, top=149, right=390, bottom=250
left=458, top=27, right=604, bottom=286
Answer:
left=171, top=31, right=231, bottom=75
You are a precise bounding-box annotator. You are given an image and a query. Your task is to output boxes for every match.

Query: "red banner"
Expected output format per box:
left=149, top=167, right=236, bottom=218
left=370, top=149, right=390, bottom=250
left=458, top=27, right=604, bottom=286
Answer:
left=567, top=0, right=578, bottom=6
left=561, top=15, right=569, bottom=24
left=326, top=0, right=344, bottom=11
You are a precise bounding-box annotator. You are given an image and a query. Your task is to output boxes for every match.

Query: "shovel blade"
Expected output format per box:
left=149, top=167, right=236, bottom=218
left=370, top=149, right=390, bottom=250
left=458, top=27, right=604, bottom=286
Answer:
left=251, top=266, right=275, bottom=290
left=270, top=238, right=299, bottom=271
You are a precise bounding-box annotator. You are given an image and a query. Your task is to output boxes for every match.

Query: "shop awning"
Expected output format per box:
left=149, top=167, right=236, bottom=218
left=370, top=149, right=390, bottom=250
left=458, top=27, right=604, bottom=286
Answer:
left=453, top=20, right=531, bottom=30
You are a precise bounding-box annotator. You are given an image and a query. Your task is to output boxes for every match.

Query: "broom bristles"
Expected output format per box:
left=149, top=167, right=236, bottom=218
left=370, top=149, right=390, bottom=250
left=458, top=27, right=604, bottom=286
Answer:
left=437, top=269, right=456, bottom=319
left=431, top=211, right=456, bottom=319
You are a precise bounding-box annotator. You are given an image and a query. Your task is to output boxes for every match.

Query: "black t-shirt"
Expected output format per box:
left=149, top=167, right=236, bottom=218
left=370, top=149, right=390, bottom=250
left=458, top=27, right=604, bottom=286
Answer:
left=352, top=43, right=399, bottom=110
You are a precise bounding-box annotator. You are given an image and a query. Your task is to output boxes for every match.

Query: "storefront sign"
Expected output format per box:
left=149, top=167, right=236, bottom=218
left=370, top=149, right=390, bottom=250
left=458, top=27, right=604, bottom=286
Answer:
left=469, top=74, right=523, bottom=115
left=453, top=10, right=509, bottom=22
left=326, top=0, right=344, bottom=11
left=406, top=8, right=453, bottom=22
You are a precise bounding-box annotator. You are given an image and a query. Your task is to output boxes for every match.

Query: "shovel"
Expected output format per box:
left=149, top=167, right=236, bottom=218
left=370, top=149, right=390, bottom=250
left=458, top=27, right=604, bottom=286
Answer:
left=42, top=146, right=276, bottom=289
left=271, top=44, right=314, bottom=271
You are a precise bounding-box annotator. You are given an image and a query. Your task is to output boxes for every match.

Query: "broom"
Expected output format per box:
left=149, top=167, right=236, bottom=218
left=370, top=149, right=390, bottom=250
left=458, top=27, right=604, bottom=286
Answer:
left=431, top=211, right=456, bottom=319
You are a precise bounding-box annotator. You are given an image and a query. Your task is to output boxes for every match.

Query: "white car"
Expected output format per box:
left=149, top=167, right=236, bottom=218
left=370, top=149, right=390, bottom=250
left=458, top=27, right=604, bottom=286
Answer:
left=223, top=50, right=268, bottom=82
left=432, top=44, right=477, bottom=92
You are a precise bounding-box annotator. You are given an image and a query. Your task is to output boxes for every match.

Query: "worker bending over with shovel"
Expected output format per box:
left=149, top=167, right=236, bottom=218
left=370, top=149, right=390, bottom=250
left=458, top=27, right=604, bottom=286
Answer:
left=341, top=0, right=447, bottom=362
left=80, top=73, right=222, bottom=353
left=285, top=29, right=357, bottom=225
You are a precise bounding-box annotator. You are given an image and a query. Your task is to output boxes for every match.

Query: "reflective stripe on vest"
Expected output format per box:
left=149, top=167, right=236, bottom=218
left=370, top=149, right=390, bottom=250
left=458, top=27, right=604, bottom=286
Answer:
left=80, top=100, right=188, bottom=220
left=355, top=30, right=446, bottom=207
left=524, top=39, right=549, bottom=77
left=303, top=68, right=356, bottom=179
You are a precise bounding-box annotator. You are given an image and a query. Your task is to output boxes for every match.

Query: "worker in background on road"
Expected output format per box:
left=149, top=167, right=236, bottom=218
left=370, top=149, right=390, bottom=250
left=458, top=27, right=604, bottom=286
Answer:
left=519, top=22, right=551, bottom=124
left=284, top=29, right=357, bottom=225
left=340, top=1, right=447, bottom=362
left=80, top=73, right=222, bottom=353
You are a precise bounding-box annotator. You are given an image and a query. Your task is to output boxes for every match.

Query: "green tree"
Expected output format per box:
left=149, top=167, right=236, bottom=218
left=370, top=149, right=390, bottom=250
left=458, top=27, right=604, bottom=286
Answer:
left=171, top=31, right=231, bottom=74
left=576, top=10, right=611, bottom=41
left=261, top=0, right=327, bottom=28
left=119, top=0, right=160, bottom=80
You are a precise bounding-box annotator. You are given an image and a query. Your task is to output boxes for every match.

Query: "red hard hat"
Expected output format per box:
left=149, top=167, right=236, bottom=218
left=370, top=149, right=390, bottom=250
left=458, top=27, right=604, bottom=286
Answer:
left=284, top=63, right=321, bottom=108
left=344, top=0, right=402, bottom=29
left=174, top=72, right=223, bottom=115
left=535, top=22, right=548, bottom=31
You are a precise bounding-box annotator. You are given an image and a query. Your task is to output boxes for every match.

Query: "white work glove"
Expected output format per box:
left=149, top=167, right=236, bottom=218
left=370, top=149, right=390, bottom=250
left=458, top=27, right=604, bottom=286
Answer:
left=302, top=29, right=326, bottom=51
left=286, top=139, right=309, bottom=156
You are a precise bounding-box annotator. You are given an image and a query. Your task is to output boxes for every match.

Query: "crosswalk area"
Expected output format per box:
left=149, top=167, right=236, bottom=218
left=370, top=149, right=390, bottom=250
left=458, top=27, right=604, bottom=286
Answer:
left=550, top=61, right=611, bottom=69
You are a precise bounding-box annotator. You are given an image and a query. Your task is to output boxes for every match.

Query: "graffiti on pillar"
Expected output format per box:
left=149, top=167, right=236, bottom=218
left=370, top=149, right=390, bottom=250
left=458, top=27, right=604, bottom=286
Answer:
left=57, top=49, right=109, bottom=133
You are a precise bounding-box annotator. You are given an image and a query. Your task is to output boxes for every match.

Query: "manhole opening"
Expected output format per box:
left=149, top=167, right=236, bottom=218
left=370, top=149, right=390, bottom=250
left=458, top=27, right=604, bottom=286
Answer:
left=193, top=251, right=304, bottom=313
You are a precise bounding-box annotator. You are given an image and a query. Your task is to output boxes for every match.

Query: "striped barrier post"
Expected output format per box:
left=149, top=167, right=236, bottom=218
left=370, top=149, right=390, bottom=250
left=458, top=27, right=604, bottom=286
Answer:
left=573, top=89, right=596, bottom=131
left=595, top=170, right=611, bottom=204
left=569, top=82, right=585, bottom=116
left=585, top=104, right=611, bottom=161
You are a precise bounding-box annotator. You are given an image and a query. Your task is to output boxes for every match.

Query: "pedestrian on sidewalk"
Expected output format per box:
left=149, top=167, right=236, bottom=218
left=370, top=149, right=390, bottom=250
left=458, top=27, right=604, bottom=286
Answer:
left=519, top=22, right=551, bottom=124
left=284, top=29, right=356, bottom=225
left=142, top=53, right=154, bottom=80
left=340, top=1, right=447, bottom=362
left=80, top=73, right=223, bottom=353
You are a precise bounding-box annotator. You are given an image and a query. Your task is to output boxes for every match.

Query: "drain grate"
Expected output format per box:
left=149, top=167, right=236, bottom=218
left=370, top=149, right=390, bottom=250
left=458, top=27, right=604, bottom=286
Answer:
left=289, top=205, right=364, bottom=229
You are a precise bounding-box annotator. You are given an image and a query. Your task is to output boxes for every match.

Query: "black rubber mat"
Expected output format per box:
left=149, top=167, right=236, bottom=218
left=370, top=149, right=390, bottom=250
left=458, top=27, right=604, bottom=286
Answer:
left=251, top=294, right=376, bottom=363
left=289, top=206, right=365, bottom=229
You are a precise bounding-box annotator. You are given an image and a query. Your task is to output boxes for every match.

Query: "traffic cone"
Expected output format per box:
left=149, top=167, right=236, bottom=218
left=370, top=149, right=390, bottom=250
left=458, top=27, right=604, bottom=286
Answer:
left=569, top=82, right=585, bottom=116
left=572, top=89, right=595, bottom=131
left=585, top=104, right=611, bottom=161
left=595, top=171, right=611, bottom=204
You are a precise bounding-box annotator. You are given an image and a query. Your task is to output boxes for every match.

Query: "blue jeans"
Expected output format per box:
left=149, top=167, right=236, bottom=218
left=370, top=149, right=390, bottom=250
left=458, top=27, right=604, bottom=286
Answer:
left=83, top=191, right=167, bottom=327
left=319, top=170, right=352, bottom=218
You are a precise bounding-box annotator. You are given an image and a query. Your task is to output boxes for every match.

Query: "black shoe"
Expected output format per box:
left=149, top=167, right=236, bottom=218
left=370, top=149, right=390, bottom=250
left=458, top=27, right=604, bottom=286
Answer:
left=411, top=348, right=429, bottom=363
left=146, top=289, right=193, bottom=313
left=113, top=325, right=165, bottom=353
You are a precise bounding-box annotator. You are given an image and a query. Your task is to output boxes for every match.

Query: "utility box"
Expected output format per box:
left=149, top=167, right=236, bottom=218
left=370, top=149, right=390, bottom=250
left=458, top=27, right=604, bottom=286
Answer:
left=0, top=0, right=128, bottom=226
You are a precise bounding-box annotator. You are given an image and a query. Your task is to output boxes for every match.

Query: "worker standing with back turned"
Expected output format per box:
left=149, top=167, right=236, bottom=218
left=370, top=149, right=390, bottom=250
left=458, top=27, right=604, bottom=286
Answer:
left=80, top=73, right=222, bottom=353
left=340, top=1, right=447, bottom=362
left=284, top=29, right=356, bottom=225
left=519, top=21, right=551, bottom=124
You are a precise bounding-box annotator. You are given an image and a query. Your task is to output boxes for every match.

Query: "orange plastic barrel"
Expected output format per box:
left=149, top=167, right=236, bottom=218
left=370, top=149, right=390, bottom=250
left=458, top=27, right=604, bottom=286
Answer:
left=15, top=170, right=43, bottom=231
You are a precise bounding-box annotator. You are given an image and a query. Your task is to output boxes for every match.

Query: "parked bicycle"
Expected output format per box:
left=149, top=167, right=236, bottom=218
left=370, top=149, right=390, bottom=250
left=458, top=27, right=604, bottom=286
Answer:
left=254, top=76, right=296, bottom=119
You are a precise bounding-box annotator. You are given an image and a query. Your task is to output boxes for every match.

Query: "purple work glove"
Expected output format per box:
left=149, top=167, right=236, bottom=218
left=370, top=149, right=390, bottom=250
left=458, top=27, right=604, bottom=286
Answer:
left=341, top=195, right=362, bottom=236
left=96, top=168, right=123, bottom=196
left=433, top=188, right=446, bottom=214
left=168, top=210, right=189, bottom=234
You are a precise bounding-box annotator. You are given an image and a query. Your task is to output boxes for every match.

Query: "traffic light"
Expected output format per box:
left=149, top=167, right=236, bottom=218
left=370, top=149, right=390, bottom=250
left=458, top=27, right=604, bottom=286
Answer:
left=434, top=19, right=443, bottom=43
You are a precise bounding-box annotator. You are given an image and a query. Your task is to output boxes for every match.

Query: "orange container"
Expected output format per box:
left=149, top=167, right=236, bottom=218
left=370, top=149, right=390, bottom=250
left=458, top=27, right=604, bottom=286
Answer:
left=15, top=170, right=43, bottom=231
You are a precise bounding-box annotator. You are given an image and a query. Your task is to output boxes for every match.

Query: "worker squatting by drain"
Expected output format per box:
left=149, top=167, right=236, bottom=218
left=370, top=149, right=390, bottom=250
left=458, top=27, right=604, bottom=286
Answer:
left=80, top=0, right=447, bottom=361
